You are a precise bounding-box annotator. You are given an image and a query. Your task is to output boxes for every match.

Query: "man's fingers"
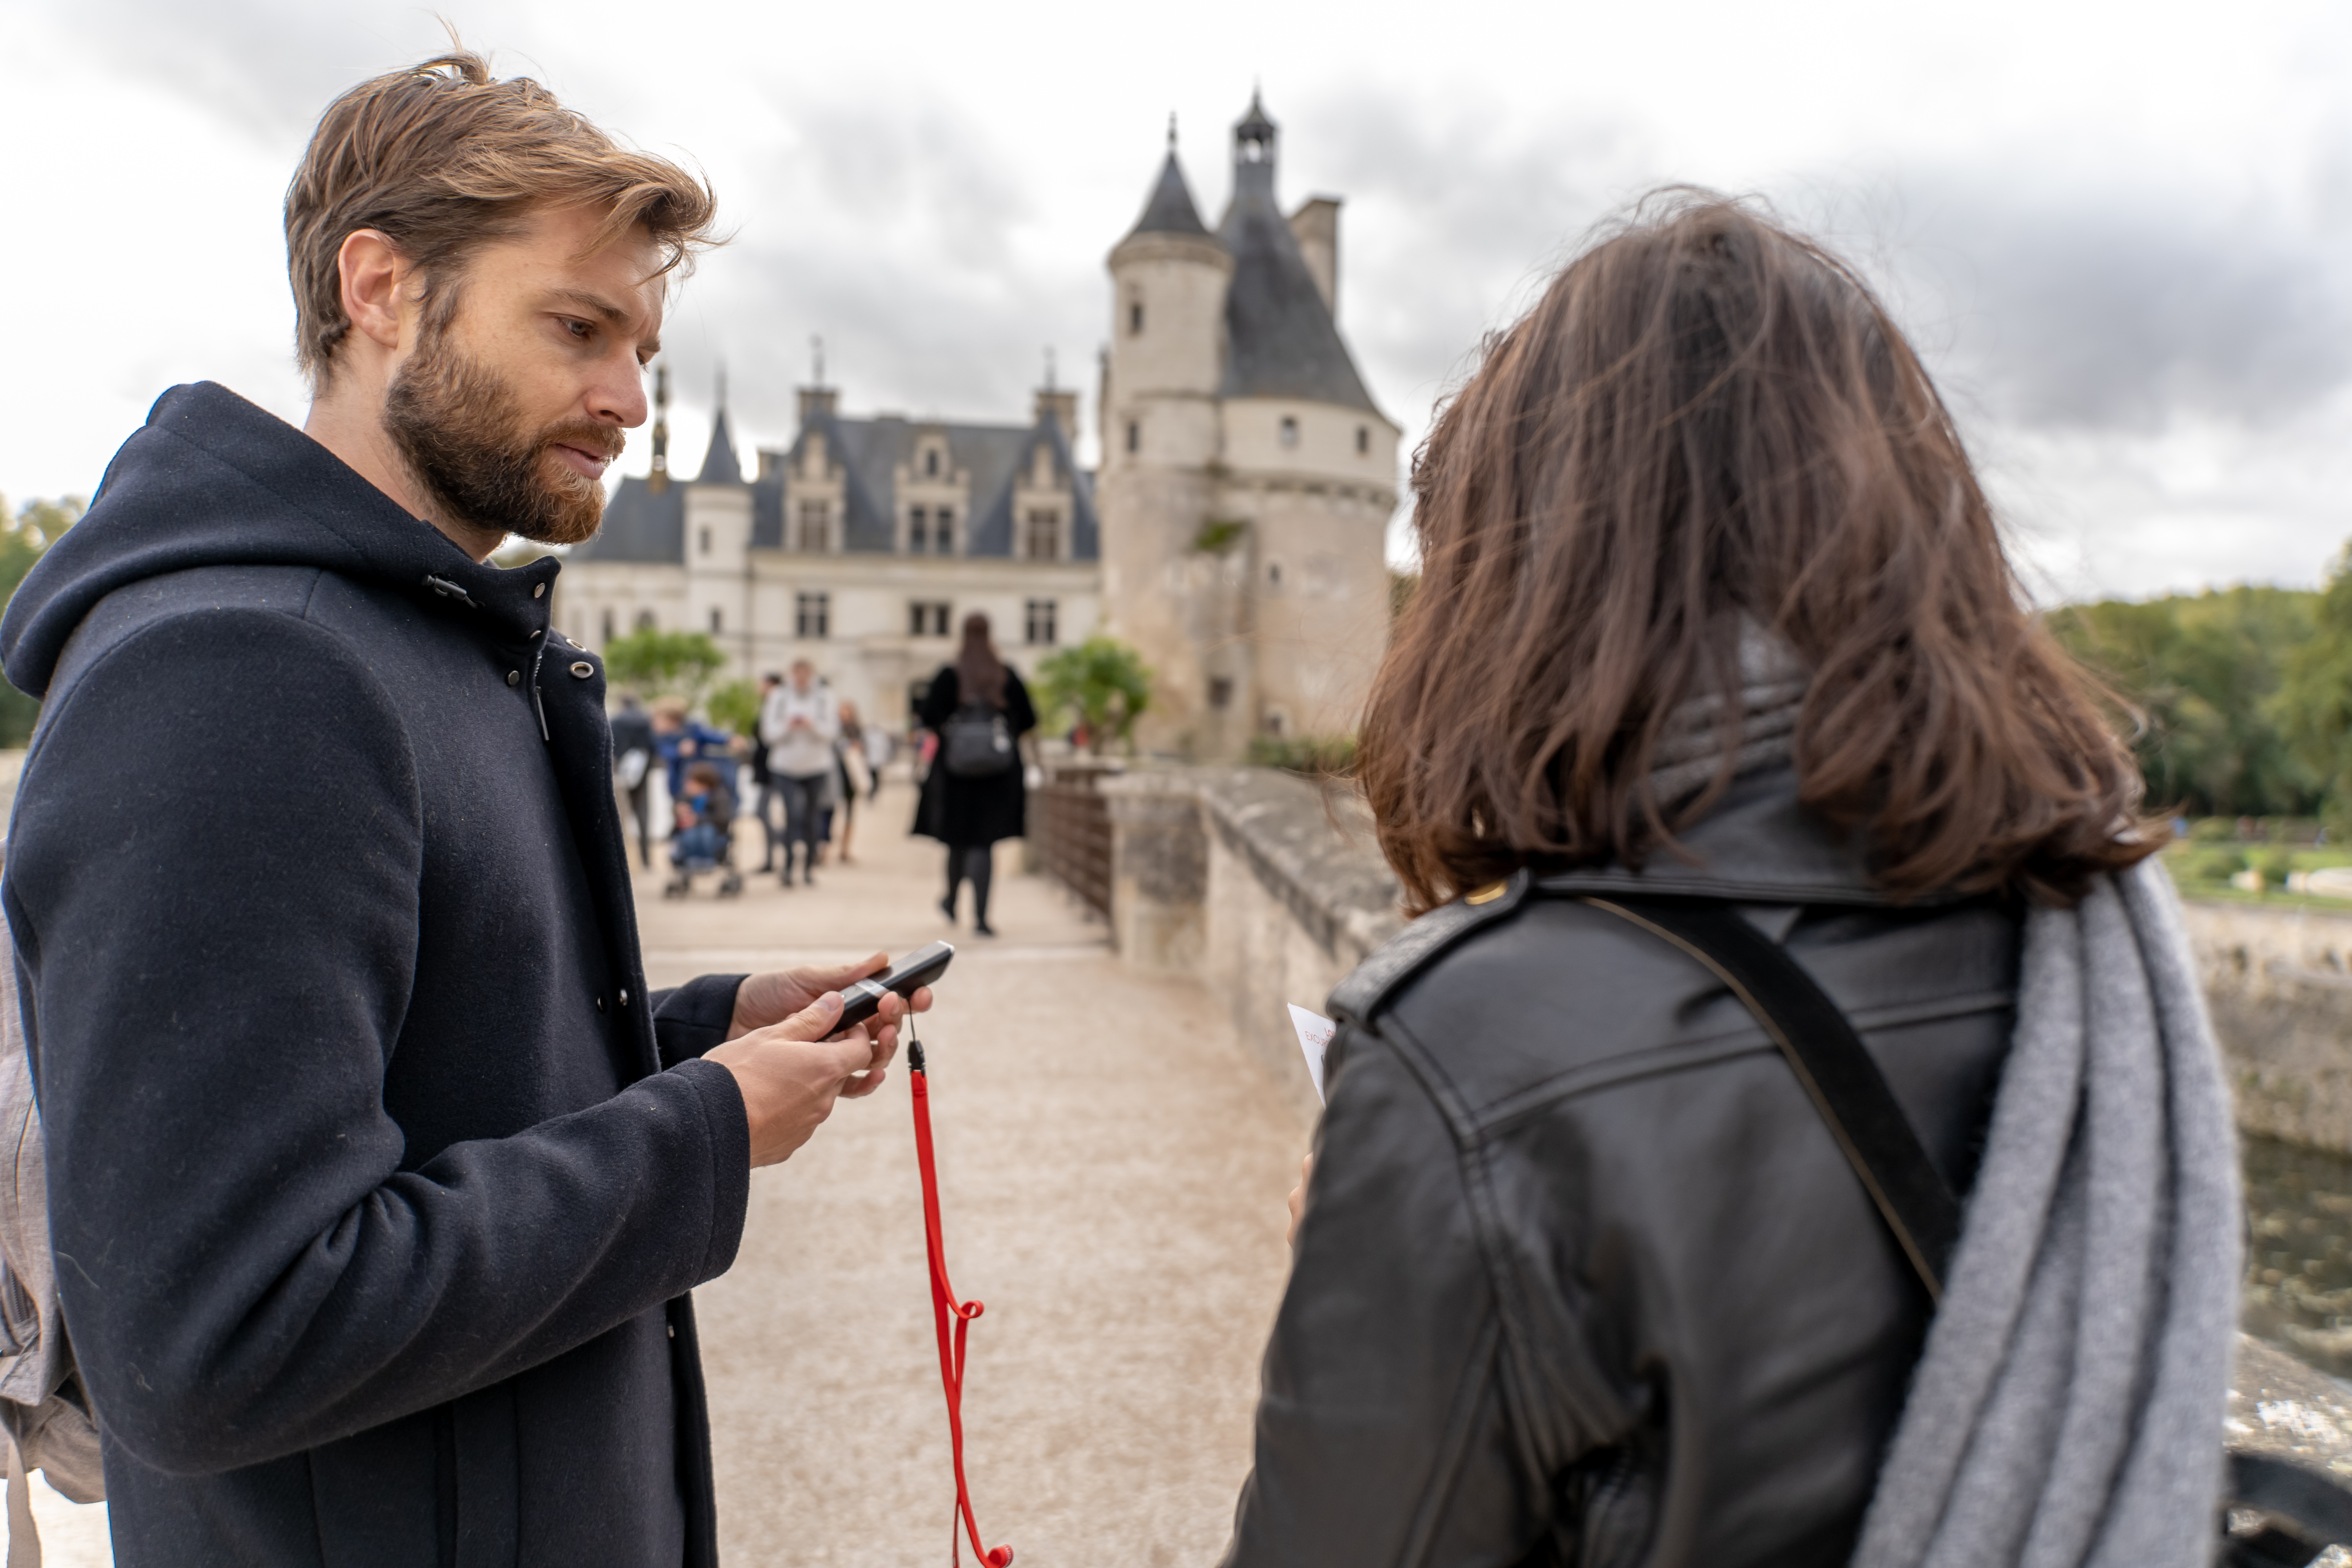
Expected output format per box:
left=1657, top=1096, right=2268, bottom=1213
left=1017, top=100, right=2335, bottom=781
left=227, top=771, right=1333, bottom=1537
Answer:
left=793, top=953, right=888, bottom=996
left=776, top=990, right=846, bottom=1042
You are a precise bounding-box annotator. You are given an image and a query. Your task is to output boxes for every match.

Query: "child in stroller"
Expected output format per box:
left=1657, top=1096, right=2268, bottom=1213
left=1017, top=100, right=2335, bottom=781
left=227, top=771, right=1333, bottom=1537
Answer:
left=664, top=760, right=743, bottom=898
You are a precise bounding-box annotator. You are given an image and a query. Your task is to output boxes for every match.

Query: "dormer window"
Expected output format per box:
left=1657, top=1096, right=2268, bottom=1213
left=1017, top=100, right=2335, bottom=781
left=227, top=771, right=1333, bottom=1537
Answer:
left=1279, top=416, right=1299, bottom=449
left=925, top=447, right=941, bottom=477
left=699, top=526, right=712, bottom=556
left=936, top=507, right=955, bottom=554
left=1024, top=510, right=1062, bottom=562
left=909, top=505, right=928, bottom=554
left=1356, top=425, right=1370, bottom=455
left=796, top=500, right=831, bottom=552
left=1129, top=298, right=1144, bottom=336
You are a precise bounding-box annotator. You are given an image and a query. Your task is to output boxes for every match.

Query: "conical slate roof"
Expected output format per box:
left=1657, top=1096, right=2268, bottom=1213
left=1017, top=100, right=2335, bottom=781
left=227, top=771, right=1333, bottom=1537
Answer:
left=695, top=409, right=742, bottom=484
left=1216, top=98, right=1378, bottom=414
left=1126, top=151, right=1211, bottom=239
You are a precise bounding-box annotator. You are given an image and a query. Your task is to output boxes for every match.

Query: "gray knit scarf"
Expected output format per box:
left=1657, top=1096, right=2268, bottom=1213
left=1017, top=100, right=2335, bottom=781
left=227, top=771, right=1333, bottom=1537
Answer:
left=1661, top=624, right=2242, bottom=1565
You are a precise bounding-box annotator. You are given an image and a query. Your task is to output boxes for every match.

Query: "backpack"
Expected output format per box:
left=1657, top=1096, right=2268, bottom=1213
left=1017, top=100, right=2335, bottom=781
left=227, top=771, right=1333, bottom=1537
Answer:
left=939, top=702, right=1015, bottom=779
left=0, top=887, right=105, bottom=1524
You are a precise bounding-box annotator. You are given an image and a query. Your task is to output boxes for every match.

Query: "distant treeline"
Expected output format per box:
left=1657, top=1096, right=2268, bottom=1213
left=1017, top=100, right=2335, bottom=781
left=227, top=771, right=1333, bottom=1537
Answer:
left=2049, top=554, right=2352, bottom=825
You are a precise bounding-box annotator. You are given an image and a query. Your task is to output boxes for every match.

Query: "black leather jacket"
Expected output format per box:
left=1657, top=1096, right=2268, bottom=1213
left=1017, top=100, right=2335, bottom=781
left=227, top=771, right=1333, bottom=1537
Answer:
left=1222, top=769, right=2020, bottom=1567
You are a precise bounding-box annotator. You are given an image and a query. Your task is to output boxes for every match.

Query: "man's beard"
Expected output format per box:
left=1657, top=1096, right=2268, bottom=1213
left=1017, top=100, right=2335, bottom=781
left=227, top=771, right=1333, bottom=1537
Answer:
left=384, top=332, right=620, bottom=547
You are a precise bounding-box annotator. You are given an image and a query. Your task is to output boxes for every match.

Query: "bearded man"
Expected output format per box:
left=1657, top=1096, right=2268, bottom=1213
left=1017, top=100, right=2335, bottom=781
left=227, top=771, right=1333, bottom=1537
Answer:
left=0, top=52, right=921, bottom=1567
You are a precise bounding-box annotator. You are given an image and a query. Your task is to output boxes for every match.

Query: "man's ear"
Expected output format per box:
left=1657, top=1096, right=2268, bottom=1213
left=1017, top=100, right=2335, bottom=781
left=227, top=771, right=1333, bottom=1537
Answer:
left=335, top=230, right=414, bottom=354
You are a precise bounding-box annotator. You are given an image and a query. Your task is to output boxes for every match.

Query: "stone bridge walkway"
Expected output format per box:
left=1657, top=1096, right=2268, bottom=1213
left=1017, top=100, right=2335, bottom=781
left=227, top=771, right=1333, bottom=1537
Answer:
left=17, top=795, right=1307, bottom=1565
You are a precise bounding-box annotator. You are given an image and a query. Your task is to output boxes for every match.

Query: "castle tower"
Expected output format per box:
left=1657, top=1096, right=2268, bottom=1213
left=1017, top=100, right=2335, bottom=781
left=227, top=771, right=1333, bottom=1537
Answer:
left=1098, top=96, right=1400, bottom=759
left=682, top=380, right=754, bottom=669
left=1098, top=120, right=1239, bottom=757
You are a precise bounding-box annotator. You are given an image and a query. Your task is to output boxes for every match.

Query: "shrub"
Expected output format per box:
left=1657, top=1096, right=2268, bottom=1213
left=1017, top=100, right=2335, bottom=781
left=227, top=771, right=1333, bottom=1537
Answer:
left=2183, top=847, right=2247, bottom=883
left=2188, top=817, right=2237, bottom=844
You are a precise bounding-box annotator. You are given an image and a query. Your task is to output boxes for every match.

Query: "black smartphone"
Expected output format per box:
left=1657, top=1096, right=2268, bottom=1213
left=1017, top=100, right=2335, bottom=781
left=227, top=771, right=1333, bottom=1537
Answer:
left=834, top=941, right=954, bottom=1035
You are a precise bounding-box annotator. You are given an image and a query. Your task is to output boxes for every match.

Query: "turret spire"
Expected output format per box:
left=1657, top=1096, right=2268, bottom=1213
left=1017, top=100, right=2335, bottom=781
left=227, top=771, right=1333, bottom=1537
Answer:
left=648, top=363, right=671, bottom=493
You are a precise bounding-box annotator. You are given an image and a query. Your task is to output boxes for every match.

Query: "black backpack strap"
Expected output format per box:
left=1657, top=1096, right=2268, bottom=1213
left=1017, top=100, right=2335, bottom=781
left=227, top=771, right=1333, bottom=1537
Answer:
left=1581, top=896, right=1962, bottom=1302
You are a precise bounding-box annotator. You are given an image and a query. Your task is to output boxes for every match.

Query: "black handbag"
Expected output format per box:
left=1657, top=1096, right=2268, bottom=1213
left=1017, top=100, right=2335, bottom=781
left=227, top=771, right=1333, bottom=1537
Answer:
left=938, top=702, right=1014, bottom=779
left=1582, top=895, right=2352, bottom=1567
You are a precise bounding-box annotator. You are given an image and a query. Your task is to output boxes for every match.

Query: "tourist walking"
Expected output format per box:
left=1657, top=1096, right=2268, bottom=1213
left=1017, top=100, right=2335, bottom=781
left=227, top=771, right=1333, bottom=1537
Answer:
left=833, top=700, right=873, bottom=865
left=750, top=671, right=784, bottom=872
left=762, top=659, right=838, bottom=886
left=609, top=690, right=656, bottom=869
left=915, top=612, right=1035, bottom=937
left=0, top=49, right=926, bottom=1568
left=1225, top=197, right=2239, bottom=1566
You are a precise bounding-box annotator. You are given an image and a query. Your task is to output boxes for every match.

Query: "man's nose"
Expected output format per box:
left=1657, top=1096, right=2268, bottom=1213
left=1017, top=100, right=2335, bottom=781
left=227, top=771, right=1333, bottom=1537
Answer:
left=592, top=354, right=650, bottom=428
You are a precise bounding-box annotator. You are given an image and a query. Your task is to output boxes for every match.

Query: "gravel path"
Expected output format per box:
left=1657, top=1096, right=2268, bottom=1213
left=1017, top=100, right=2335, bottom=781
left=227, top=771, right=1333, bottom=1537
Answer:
left=642, top=808, right=1306, bottom=1566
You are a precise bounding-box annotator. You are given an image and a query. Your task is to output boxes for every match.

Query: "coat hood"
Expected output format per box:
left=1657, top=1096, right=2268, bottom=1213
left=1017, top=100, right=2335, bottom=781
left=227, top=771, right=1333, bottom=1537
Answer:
left=2, top=382, right=561, bottom=699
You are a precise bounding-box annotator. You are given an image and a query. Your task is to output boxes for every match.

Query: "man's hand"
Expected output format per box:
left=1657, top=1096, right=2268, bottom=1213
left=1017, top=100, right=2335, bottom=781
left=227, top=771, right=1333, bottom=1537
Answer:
left=728, top=953, right=933, bottom=1042
left=707, top=992, right=897, bottom=1167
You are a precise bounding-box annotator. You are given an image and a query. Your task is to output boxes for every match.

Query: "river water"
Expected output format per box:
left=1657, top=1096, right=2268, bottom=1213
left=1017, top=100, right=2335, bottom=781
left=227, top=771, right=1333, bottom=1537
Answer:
left=2242, top=1134, right=2352, bottom=1376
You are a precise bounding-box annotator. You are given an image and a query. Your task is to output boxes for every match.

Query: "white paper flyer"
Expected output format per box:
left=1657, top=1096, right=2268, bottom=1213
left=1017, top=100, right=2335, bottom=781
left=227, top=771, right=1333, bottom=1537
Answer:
left=1287, top=1004, right=1336, bottom=1104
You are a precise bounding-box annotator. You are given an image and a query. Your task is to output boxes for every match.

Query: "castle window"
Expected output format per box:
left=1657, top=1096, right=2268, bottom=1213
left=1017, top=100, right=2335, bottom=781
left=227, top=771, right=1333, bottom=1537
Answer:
left=1024, top=510, right=1062, bottom=562
left=795, top=592, right=830, bottom=639
left=1267, top=561, right=1284, bottom=590
left=1129, top=298, right=1144, bottom=335
left=1025, top=599, right=1058, bottom=646
left=796, top=500, right=830, bottom=552
left=635, top=609, right=658, bottom=632
left=1207, top=677, right=1234, bottom=710
left=601, top=608, right=615, bottom=645
left=1356, top=425, right=1370, bottom=455
left=909, top=600, right=951, bottom=637
left=1125, top=420, right=1140, bottom=455
left=936, top=507, right=955, bottom=554
left=909, top=505, right=929, bottom=554
left=699, top=526, right=712, bottom=556
left=709, top=607, right=723, bottom=634
left=926, top=448, right=941, bottom=477
left=1279, top=416, right=1299, bottom=449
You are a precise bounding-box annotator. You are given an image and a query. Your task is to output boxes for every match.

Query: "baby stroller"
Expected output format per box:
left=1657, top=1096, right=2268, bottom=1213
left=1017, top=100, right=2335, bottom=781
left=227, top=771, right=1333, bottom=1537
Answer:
left=663, top=762, right=744, bottom=898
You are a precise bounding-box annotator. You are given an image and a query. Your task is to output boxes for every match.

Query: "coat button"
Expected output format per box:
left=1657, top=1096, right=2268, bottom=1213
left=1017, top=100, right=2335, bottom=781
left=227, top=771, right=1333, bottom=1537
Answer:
left=570, top=661, right=594, bottom=679
left=617, top=988, right=631, bottom=1008
left=594, top=995, right=607, bottom=1013
left=506, top=670, right=520, bottom=686
left=532, top=583, right=546, bottom=599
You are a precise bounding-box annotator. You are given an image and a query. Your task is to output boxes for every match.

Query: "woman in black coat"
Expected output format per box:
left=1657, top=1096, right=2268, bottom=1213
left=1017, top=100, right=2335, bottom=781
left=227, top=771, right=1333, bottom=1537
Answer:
left=914, top=612, right=1036, bottom=936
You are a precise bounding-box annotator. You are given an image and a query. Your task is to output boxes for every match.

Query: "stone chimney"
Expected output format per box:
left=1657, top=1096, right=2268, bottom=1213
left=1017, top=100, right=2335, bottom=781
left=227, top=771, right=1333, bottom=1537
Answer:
left=797, top=385, right=838, bottom=426
left=1289, top=196, right=1340, bottom=313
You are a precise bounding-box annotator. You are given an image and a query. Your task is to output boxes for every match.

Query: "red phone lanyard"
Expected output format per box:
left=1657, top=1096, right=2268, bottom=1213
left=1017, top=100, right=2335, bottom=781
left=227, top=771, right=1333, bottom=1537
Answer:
left=906, top=1027, right=1013, bottom=1567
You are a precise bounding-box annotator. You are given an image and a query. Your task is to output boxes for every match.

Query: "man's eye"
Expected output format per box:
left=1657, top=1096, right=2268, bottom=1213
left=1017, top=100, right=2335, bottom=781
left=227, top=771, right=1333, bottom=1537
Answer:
left=564, top=319, right=593, bottom=340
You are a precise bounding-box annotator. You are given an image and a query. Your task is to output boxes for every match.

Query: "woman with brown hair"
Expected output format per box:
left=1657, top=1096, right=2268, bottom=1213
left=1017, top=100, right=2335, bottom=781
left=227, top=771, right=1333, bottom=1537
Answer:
left=915, top=612, right=1036, bottom=937
left=1223, top=198, right=2240, bottom=1566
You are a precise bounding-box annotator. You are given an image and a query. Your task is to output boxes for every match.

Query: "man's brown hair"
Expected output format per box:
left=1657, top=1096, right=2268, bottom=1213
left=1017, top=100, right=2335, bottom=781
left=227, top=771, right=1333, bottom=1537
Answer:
left=1361, top=194, right=2153, bottom=913
left=285, top=48, right=719, bottom=383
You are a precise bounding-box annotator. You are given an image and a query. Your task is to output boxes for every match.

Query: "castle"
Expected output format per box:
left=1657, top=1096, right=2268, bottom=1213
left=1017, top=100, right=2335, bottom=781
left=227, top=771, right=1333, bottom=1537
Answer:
left=552, top=93, right=1399, bottom=757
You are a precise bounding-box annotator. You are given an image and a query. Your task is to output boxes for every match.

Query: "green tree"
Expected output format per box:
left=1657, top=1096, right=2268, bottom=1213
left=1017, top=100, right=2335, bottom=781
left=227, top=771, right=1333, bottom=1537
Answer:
left=704, top=677, right=760, bottom=737
left=0, top=495, right=84, bottom=746
left=1034, top=635, right=1152, bottom=755
left=600, top=629, right=726, bottom=702
left=2275, top=545, right=2352, bottom=832
left=2047, top=585, right=2321, bottom=817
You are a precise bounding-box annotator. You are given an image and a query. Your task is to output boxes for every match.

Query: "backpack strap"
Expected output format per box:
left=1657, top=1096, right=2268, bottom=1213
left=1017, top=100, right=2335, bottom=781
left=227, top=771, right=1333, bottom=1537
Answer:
left=1580, top=896, right=1962, bottom=1303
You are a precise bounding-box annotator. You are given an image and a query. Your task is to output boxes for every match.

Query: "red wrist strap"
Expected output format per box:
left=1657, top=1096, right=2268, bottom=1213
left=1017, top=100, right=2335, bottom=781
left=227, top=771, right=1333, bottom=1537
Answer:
left=908, top=1043, right=1013, bottom=1568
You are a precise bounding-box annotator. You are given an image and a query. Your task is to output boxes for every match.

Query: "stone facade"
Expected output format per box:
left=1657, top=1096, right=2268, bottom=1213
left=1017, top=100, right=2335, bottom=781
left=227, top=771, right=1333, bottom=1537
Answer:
left=552, top=386, right=1102, bottom=737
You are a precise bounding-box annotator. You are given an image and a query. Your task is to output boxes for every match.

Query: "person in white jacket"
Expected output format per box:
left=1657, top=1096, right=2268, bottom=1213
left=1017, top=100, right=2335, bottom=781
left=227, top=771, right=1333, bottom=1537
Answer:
left=760, top=661, right=838, bottom=887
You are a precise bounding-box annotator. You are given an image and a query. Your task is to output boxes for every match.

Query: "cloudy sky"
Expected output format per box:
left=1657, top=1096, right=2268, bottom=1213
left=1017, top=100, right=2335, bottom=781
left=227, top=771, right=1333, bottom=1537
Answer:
left=4, top=0, right=2347, bottom=601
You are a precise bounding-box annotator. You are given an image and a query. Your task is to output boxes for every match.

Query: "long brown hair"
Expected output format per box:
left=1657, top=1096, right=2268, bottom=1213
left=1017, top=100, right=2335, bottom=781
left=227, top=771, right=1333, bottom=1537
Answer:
left=1361, top=194, right=2152, bottom=913
left=955, top=612, right=1007, bottom=709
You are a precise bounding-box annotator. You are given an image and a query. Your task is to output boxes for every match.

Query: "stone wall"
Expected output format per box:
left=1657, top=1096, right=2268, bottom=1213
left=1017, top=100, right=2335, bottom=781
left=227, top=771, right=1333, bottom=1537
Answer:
left=1100, top=768, right=1401, bottom=1126
left=2180, top=899, right=2352, bottom=1154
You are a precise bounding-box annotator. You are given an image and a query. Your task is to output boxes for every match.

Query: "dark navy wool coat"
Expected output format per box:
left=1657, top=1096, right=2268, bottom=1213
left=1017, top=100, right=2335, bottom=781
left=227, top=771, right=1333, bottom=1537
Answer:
left=0, top=383, right=751, bottom=1566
